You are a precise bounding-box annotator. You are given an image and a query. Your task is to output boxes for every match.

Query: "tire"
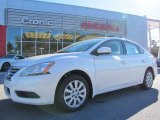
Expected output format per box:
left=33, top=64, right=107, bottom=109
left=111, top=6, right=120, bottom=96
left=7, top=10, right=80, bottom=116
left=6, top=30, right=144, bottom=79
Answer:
left=2, top=63, right=10, bottom=72
left=140, top=69, right=154, bottom=90
left=56, top=74, right=89, bottom=112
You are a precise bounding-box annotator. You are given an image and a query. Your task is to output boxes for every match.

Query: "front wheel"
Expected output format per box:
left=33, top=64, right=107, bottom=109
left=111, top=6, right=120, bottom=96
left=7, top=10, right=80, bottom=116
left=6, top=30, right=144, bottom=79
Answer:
left=56, top=75, right=89, bottom=112
left=140, top=69, right=154, bottom=90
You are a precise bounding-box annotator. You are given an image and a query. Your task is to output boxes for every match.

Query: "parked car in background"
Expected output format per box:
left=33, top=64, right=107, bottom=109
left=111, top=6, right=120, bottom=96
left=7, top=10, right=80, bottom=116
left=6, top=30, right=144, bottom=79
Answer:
left=156, top=59, right=160, bottom=68
left=4, top=37, right=157, bottom=111
left=0, top=54, right=25, bottom=71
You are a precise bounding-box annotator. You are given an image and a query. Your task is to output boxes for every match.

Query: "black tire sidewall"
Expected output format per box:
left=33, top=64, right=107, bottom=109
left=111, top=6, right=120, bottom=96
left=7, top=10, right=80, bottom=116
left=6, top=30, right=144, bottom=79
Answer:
left=2, top=63, right=10, bottom=71
left=56, top=74, right=89, bottom=112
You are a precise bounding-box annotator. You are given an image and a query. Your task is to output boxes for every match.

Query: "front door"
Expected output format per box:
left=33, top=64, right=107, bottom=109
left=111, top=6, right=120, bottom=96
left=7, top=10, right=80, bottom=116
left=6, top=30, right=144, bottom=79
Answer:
left=94, top=40, right=129, bottom=94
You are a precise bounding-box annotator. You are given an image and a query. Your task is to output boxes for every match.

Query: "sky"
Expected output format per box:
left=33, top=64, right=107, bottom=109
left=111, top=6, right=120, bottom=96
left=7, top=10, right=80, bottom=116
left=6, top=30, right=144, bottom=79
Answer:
left=36, top=0, right=160, bottom=20
left=35, top=0, right=160, bottom=40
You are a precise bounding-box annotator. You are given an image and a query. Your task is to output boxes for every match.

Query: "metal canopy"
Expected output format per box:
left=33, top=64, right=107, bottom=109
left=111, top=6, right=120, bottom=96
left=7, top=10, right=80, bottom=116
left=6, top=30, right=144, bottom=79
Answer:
left=147, top=19, right=160, bottom=58
left=147, top=19, right=160, bottom=30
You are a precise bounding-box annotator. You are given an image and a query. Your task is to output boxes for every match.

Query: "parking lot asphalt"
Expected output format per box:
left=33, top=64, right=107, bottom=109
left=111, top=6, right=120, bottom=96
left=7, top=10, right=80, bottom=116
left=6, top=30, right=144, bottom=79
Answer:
left=0, top=71, right=160, bottom=120
left=0, top=71, right=7, bottom=84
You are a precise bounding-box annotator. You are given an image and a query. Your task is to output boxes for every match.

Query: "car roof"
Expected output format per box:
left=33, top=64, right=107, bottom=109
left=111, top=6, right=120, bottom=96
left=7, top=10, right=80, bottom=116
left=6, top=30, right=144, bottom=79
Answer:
left=96, top=37, right=139, bottom=45
left=96, top=37, right=127, bottom=41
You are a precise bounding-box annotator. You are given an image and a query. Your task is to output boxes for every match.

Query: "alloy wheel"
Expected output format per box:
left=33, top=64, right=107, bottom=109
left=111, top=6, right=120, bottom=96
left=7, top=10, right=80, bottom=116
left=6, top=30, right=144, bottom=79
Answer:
left=63, top=80, right=87, bottom=108
left=145, top=71, right=153, bottom=88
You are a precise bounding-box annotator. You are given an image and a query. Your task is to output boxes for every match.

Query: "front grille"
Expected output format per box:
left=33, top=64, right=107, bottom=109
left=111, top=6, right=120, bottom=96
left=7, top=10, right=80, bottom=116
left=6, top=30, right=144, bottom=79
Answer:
left=6, top=67, right=21, bottom=81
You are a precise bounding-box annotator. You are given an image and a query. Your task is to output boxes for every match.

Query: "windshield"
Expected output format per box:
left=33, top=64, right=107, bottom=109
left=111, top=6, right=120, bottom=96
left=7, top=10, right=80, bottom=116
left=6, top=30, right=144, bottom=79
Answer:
left=58, top=39, right=101, bottom=53
left=2, top=55, right=16, bottom=59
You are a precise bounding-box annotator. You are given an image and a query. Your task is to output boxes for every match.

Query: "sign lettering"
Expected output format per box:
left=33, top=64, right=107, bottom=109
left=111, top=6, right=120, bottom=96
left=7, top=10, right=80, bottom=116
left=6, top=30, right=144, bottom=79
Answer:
left=81, top=21, right=119, bottom=32
left=22, top=17, right=54, bottom=26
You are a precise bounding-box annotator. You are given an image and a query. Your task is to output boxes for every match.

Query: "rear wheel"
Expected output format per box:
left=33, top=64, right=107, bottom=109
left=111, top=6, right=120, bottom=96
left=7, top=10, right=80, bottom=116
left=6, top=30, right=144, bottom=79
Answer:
left=56, top=75, right=89, bottom=112
left=2, top=63, right=10, bottom=71
left=140, top=69, right=154, bottom=90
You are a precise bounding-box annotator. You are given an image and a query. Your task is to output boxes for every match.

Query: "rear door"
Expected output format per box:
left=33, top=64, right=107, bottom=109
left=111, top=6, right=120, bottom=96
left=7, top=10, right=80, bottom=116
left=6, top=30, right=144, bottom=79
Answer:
left=123, top=41, right=147, bottom=83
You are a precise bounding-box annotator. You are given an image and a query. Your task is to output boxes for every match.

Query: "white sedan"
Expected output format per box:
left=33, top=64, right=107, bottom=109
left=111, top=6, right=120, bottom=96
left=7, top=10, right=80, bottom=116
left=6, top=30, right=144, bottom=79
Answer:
left=4, top=37, right=157, bottom=111
left=0, top=54, right=25, bottom=71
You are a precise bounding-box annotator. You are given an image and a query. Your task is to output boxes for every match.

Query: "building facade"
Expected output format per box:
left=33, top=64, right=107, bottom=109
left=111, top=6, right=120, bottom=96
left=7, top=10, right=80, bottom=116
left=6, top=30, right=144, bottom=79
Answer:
left=0, top=0, right=148, bottom=57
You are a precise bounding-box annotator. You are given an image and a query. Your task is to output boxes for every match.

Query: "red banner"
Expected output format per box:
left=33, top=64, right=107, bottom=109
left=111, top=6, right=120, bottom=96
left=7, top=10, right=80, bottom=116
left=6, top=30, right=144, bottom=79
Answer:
left=0, top=25, right=7, bottom=57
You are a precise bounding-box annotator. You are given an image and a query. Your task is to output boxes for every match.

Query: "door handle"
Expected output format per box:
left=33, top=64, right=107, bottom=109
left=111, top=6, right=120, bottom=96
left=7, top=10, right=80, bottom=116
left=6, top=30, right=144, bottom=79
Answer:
left=121, top=60, right=127, bottom=65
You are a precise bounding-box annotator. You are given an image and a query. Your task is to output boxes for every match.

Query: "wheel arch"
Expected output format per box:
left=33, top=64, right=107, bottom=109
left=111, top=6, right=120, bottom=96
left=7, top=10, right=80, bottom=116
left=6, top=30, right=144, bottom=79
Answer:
left=55, top=69, right=93, bottom=101
left=3, top=62, right=10, bottom=65
left=2, top=62, right=11, bottom=69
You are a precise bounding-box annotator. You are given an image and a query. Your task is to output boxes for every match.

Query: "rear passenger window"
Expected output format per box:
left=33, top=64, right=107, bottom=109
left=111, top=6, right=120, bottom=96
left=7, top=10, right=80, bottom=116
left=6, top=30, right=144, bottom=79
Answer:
left=124, top=41, right=140, bottom=55
left=139, top=46, right=144, bottom=54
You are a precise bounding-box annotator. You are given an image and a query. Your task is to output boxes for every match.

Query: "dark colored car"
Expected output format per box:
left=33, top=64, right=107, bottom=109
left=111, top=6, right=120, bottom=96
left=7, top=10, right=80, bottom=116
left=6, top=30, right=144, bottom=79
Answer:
left=156, top=59, right=160, bottom=67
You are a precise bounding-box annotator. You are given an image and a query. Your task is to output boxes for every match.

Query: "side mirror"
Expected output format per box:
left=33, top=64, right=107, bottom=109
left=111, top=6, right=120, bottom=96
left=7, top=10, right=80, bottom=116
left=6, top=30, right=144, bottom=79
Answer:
left=97, top=47, right=111, bottom=55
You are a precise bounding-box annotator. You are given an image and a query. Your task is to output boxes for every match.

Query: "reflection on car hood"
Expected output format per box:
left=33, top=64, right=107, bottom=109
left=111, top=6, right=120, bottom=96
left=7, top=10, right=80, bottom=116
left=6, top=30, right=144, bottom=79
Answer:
left=13, top=53, right=81, bottom=67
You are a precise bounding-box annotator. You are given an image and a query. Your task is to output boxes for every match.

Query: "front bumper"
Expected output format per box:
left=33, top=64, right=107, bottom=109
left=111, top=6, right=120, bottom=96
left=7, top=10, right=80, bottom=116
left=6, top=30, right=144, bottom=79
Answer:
left=4, top=74, right=59, bottom=105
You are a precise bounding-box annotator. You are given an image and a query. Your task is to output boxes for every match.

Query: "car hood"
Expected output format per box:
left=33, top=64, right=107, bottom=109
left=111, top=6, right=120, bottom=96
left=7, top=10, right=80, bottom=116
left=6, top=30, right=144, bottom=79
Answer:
left=13, top=52, right=81, bottom=67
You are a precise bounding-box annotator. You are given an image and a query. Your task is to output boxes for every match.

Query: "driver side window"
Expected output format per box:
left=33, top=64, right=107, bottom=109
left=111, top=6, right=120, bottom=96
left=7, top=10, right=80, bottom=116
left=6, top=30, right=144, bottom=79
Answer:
left=99, top=40, right=123, bottom=55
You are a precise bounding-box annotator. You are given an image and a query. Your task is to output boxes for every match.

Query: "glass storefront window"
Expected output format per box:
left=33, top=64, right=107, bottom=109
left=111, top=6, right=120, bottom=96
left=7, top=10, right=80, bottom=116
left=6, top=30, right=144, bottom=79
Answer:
left=50, top=29, right=63, bottom=53
left=7, top=27, right=21, bottom=42
left=22, top=28, right=36, bottom=42
left=63, top=42, right=72, bottom=48
left=105, top=34, right=115, bottom=37
left=37, top=42, right=49, bottom=55
left=63, top=30, right=75, bottom=43
left=97, top=33, right=106, bottom=37
left=75, top=31, right=87, bottom=41
left=50, top=29, right=63, bottom=42
left=37, top=29, right=51, bottom=42
left=22, top=42, right=35, bottom=57
left=7, top=42, right=21, bottom=55
left=58, top=42, right=63, bottom=51
left=50, top=42, right=63, bottom=53
left=85, top=32, right=98, bottom=40
left=50, top=43, right=57, bottom=53
left=7, top=27, right=107, bottom=57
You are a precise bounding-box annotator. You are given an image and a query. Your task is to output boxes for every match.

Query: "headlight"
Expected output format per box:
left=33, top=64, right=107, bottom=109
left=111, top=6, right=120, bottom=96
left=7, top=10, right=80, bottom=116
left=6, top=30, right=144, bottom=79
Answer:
left=20, top=62, right=55, bottom=76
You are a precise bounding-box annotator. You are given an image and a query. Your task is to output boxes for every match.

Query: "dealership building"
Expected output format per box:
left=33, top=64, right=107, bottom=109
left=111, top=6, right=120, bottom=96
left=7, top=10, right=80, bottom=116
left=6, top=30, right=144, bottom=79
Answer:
left=0, top=0, right=159, bottom=57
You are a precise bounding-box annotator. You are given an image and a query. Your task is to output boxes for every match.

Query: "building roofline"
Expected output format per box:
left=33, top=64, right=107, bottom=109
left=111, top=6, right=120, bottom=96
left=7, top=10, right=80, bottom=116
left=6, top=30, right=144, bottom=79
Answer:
left=147, top=19, right=160, bottom=22
left=24, top=0, right=146, bottom=18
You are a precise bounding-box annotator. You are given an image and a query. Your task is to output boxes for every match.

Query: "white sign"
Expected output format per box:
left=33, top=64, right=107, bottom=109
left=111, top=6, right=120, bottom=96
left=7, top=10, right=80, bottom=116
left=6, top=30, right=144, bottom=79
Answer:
left=21, top=17, right=54, bottom=26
